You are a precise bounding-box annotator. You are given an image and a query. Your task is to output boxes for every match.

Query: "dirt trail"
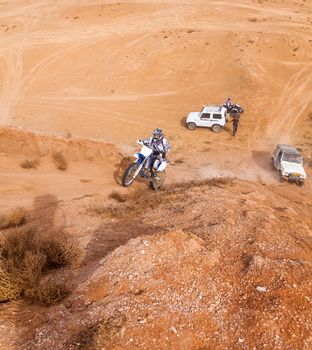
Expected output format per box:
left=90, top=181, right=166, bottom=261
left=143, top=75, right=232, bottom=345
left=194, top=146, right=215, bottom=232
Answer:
left=0, top=0, right=311, bottom=207
left=267, top=63, right=312, bottom=144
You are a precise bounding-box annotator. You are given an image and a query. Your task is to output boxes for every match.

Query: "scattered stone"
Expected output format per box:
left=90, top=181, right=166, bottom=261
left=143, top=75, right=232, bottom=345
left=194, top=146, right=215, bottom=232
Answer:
left=141, top=239, right=149, bottom=246
left=170, top=326, right=178, bottom=334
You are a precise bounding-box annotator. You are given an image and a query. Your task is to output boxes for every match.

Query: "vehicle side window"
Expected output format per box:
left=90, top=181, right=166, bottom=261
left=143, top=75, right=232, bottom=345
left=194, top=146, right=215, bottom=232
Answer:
left=277, top=151, right=282, bottom=162
left=200, top=113, right=210, bottom=119
left=212, top=113, right=222, bottom=119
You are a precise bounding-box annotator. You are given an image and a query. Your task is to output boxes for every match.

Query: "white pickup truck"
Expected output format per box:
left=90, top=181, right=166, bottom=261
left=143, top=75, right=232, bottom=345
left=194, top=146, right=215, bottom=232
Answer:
left=186, top=105, right=227, bottom=133
left=272, top=144, right=306, bottom=185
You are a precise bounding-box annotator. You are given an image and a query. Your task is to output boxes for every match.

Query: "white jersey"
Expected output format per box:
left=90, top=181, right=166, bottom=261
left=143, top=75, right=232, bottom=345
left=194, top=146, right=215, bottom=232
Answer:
left=225, top=100, right=232, bottom=108
left=143, top=137, right=170, bottom=154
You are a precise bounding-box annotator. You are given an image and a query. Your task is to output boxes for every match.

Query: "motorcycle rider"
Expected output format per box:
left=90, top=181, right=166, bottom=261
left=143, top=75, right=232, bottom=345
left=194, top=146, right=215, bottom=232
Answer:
left=141, top=128, right=170, bottom=173
left=142, top=128, right=170, bottom=159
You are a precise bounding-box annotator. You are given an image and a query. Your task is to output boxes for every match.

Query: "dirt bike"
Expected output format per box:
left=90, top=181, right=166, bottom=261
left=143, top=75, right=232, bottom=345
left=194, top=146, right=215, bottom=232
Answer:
left=224, top=103, right=244, bottom=115
left=122, top=140, right=168, bottom=190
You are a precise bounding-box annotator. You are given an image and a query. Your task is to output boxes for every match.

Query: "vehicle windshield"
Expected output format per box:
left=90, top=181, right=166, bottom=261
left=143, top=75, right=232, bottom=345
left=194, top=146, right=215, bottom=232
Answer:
left=282, top=153, right=302, bottom=164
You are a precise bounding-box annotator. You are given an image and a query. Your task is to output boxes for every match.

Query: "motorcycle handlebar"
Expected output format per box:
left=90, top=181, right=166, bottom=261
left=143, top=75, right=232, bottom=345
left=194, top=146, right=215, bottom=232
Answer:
left=137, top=140, right=153, bottom=150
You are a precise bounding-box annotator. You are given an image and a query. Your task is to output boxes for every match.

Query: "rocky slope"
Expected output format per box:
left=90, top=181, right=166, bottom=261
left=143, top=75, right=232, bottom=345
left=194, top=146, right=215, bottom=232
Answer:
left=1, top=178, right=311, bottom=350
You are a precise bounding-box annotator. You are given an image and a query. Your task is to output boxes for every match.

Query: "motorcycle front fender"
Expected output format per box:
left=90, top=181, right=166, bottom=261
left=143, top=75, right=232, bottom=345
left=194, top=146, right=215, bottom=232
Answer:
left=133, top=153, right=145, bottom=164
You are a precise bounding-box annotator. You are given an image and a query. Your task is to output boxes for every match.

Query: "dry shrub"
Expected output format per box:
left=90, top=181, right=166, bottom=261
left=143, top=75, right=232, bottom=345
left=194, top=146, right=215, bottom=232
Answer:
left=95, top=313, right=126, bottom=346
left=89, top=177, right=234, bottom=219
left=0, top=207, right=26, bottom=230
left=0, top=227, right=80, bottom=303
left=20, top=159, right=39, bottom=169
left=70, top=313, right=126, bottom=349
left=52, top=151, right=68, bottom=170
left=173, top=158, right=185, bottom=165
left=108, top=191, right=127, bottom=203
left=25, top=278, right=70, bottom=306
left=65, top=130, right=72, bottom=139
left=70, top=323, right=101, bottom=349
left=42, top=235, right=81, bottom=268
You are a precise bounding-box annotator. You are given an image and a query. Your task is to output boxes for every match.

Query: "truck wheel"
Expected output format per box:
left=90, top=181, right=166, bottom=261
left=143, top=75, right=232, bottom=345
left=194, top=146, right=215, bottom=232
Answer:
left=212, top=124, right=222, bottom=133
left=187, top=122, right=197, bottom=130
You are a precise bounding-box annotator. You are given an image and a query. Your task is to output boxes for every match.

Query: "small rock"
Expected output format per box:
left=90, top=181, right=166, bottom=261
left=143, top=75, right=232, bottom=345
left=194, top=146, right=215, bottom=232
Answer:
left=170, top=326, right=178, bottom=334
left=256, top=286, right=267, bottom=292
left=132, top=288, right=144, bottom=296
left=141, top=239, right=149, bottom=246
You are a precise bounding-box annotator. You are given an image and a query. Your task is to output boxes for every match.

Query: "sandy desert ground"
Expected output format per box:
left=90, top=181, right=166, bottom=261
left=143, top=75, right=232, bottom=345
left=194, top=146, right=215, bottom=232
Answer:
left=0, top=0, right=312, bottom=349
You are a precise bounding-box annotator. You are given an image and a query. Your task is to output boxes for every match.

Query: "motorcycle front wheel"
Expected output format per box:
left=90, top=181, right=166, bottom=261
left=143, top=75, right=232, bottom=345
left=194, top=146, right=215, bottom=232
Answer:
left=149, top=171, right=166, bottom=190
left=122, top=162, right=139, bottom=187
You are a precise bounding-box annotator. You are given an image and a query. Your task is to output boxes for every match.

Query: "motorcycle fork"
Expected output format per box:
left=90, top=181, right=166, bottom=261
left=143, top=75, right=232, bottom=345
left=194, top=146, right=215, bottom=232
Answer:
left=142, top=157, right=154, bottom=179
left=133, top=162, right=144, bottom=178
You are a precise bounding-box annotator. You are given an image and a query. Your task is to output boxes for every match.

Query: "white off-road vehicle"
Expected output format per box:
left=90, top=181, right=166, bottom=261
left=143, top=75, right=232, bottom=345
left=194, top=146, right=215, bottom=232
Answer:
left=186, top=105, right=227, bottom=133
left=272, top=144, right=306, bottom=185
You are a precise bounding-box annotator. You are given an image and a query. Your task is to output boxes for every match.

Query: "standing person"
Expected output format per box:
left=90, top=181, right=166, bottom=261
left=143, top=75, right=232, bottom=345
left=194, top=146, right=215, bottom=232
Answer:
left=229, top=113, right=240, bottom=137
left=224, top=97, right=232, bottom=112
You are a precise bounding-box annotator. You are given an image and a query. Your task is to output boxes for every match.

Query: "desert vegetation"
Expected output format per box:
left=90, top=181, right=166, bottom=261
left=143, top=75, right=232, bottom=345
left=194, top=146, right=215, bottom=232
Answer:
left=69, top=312, right=126, bottom=349
left=108, top=191, right=127, bottom=203
left=0, top=207, right=26, bottom=230
left=89, top=177, right=235, bottom=218
left=0, top=226, right=80, bottom=304
left=52, top=151, right=68, bottom=171
left=20, top=159, right=40, bottom=169
left=173, top=158, right=185, bottom=165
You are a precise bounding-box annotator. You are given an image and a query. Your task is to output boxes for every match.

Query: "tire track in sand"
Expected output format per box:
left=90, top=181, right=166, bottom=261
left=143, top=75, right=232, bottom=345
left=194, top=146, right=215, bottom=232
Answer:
left=0, top=49, right=24, bottom=124
left=0, top=0, right=56, bottom=124
left=267, top=64, right=312, bottom=144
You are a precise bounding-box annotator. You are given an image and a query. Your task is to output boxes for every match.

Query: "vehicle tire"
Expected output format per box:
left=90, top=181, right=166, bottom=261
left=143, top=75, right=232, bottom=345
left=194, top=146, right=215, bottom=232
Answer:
left=149, top=171, right=166, bottom=190
left=187, top=122, right=197, bottom=130
left=212, top=124, right=222, bottom=133
left=122, top=162, right=139, bottom=187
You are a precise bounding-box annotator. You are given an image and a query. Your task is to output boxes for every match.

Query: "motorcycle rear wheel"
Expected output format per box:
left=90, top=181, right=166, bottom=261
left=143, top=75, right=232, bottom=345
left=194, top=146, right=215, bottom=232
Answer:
left=149, top=171, right=166, bottom=190
left=122, top=162, right=139, bottom=187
